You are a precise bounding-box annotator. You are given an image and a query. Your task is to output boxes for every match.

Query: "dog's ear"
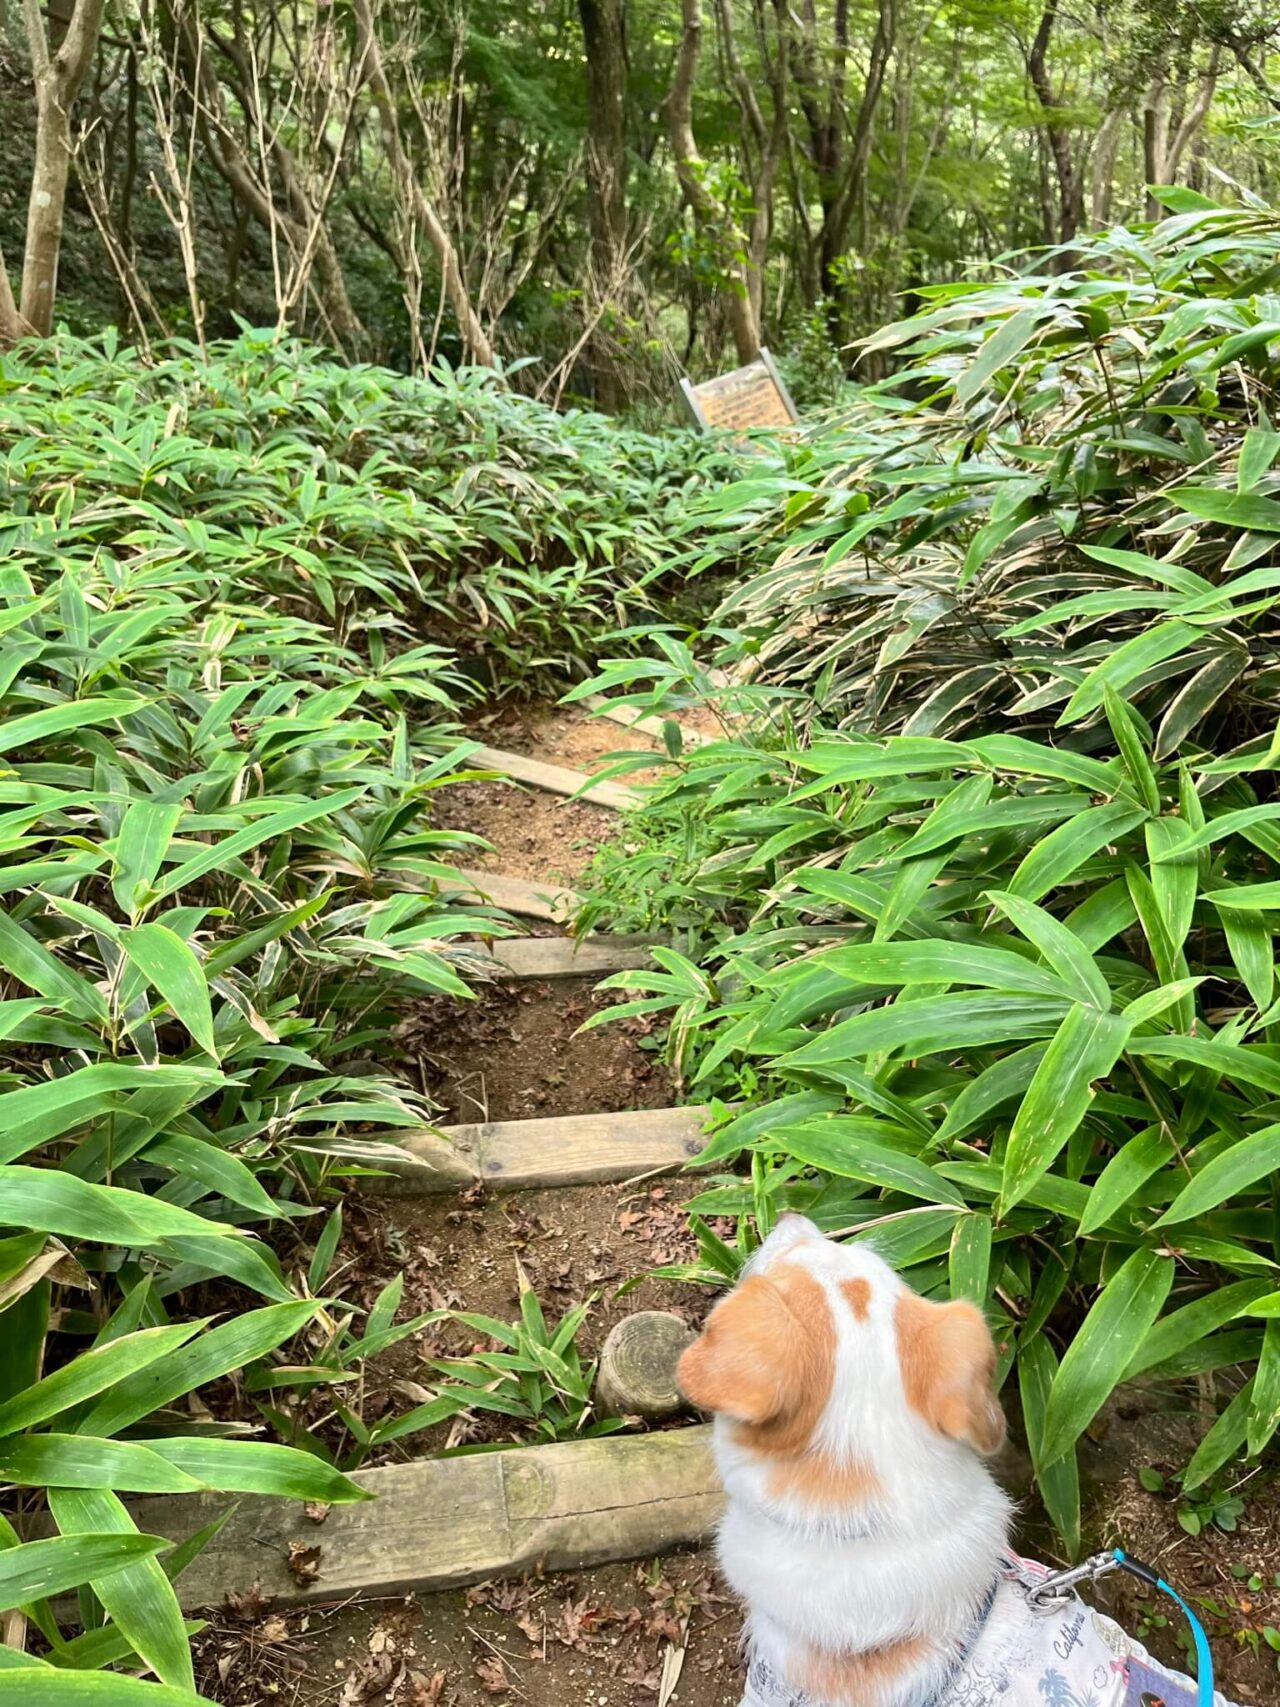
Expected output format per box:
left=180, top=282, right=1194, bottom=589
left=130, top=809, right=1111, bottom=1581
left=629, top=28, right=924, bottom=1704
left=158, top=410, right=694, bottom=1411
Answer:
left=677, top=1272, right=814, bottom=1424
left=895, top=1291, right=1006, bottom=1455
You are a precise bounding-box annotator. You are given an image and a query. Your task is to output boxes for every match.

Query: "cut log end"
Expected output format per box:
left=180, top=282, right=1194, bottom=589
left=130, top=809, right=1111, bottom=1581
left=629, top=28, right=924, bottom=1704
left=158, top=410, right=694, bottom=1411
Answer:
left=596, top=1312, right=696, bottom=1421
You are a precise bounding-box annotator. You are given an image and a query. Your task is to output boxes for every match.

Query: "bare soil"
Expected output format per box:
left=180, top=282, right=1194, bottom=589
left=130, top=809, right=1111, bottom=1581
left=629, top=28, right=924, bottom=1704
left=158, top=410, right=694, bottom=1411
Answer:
left=194, top=1552, right=743, bottom=1707
left=393, top=978, right=674, bottom=1126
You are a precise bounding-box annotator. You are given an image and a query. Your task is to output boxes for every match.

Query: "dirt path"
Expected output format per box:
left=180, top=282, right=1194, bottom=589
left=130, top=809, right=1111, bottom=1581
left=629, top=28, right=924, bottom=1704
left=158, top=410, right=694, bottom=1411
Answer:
left=193, top=698, right=1280, bottom=1707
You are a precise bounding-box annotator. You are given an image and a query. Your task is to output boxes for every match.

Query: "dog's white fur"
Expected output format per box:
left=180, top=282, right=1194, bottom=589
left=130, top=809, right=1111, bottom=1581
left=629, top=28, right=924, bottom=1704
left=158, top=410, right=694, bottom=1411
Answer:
left=678, top=1214, right=1012, bottom=1707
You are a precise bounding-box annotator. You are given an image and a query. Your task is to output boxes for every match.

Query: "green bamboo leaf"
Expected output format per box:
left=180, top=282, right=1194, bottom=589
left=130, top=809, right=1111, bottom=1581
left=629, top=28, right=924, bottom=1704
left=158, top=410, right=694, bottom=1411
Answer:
left=0, top=1064, right=223, bottom=1165
left=948, top=1214, right=992, bottom=1304
left=1018, top=1336, right=1080, bottom=1558
left=1154, top=1127, right=1280, bottom=1226
left=0, top=1324, right=203, bottom=1437
left=0, top=912, right=108, bottom=1024
left=120, top=924, right=217, bottom=1060
left=112, top=800, right=183, bottom=918
left=154, top=787, right=364, bottom=898
left=1238, top=426, right=1280, bottom=492
left=1248, top=1321, right=1280, bottom=1457
left=1144, top=818, right=1197, bottom=959
left=1170, top=484, right=1280, bottom=531
left=1007, top=803, right=1147, bottom=901
left=1223, top=910, right=1273, bottom=1011
left=799, top=940, right=1073, bottom=1000
left=142, top=1134, right=282, bottom=1219
left=1058, top=621, right=1200, bottom=724
left=1000, top=1006, right=1132, bottom=1212
left=1205, top=882, right=1280, bottom=909
left=0, top=1435, right=207, bottom=1493
left=144, top=1439, right=371, bottom=1503
left=955, top=308, right=1044, bottom=405
left=1040, top=1250, right=1173, bottom=1466
left=0, top=1534, right=169, bottom=1612
left=0, top=697, right=143, bottom=756
left=1078, top=1126, right=1172, bottom=1236
left=985, top=890, right=1110, bottom=1009
left=1104, top=685, right=1160, bottom=814
left=779, top=994, right=1069, bottom=1069
left=1182, top=1379, right=1254, bottom=1491
left=1154, top=647, right=1248, bottom=758
left=0, top=1167, right=245, bottom=1247
left=776, top=1125, right=966, bottom=1207
left=78, top=1301, right=319, bottom=1436
left=1126, top=1281, right=1274, bottom=1379
left=1126, top=1034, right=1280, bottom=1094
left=48, top=1489, right=193, bottom=1691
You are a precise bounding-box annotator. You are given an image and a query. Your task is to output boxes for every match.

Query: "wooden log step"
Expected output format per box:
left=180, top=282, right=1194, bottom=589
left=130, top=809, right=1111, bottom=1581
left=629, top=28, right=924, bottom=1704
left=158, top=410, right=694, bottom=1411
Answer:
left=479, top=934, right=660, bottom=979
left=372, top=1105, right=712, bottom=1193
left=129, top=1426, right=719, bottom=1610
left=442, top=868, right=580, bottom=922
left=470, top=744, right=640, bottom=811
left=582, top=695, right=711, bottom=750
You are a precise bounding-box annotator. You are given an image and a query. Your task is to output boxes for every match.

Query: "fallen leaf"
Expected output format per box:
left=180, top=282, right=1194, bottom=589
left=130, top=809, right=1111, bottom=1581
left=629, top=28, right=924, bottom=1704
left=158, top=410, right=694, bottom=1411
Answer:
left=473, top=1655, right=509, bottom=1695
left=259, top=1615, right=289, bottom=1644
left=304, top=1501, right=330, bottom=1525
left=410, top=1670, right=447, bottom=1707
left=286, top=1541, right=322, bottom=1585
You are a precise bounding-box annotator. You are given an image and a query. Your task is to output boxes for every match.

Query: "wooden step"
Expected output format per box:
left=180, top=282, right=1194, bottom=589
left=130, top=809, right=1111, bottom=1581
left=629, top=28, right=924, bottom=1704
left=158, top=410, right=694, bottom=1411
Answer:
left=479, top=934, right=660, bottom=979
left=582, top=695, right=711, bottom=750
left=370, top=1105, right=711, bottom=1193
left=129, top=1427, right=719, bottom=1610
left=471, top=744, right=640, bottom=811
left=442, top=868, right=580, bottom=923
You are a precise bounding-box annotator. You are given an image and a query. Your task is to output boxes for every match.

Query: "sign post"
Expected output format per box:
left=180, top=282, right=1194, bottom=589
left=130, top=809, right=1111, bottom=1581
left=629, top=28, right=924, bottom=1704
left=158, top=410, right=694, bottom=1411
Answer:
left=679, top=347, right=799, bottom=434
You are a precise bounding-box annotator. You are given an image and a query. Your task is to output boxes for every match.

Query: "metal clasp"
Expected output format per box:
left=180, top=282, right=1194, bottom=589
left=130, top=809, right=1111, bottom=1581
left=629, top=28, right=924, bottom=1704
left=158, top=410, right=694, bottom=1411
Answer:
left=1026, top=1550, right=1121, bottom=1608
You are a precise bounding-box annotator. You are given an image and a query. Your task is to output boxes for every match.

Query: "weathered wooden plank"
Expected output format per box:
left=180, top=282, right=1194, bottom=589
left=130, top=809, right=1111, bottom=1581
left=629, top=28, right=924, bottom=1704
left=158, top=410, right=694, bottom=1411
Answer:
left=470, top=744, right=639, bottom=811
left=481, top=934, right=659, bottom=979
left=368, top=1106, right=710, bottom=1194
left=128, top=1427, right=719, bottom=1609
left=441, top=868, right=580, bottom=922
left=582, top=696, right=710, bottom=750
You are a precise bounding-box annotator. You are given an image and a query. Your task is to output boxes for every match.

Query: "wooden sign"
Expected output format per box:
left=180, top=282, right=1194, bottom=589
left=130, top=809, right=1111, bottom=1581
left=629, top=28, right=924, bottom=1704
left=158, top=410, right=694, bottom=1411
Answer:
left=680, top=347, right=799, bottom=433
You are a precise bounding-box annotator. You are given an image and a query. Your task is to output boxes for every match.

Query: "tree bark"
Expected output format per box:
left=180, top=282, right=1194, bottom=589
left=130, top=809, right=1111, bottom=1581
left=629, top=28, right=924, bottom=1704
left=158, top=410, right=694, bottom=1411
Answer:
left=666, top=0, right=760, bottom=364
left=19, top=0, right=107, bottom=335
left=1089, top=108, right=1123, bottom=228
left=577, top=0, right=628, bottom=408
left=351, top=0, right=494, bottom=365
left=0, top=245, right=30, bottom=343
left=1025, top=0, right=1081, bottom=250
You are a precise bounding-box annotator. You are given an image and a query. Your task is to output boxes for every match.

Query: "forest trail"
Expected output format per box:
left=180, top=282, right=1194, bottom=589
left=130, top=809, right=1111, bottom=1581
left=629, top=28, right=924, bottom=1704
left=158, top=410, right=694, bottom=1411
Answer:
left=190, top=701, right=746, bottom=1707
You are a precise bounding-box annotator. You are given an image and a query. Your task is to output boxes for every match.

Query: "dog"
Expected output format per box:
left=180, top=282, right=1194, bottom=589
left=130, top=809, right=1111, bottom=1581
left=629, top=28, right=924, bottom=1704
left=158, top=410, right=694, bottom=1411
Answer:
left=676, top=1213, right=1234, bottom=1707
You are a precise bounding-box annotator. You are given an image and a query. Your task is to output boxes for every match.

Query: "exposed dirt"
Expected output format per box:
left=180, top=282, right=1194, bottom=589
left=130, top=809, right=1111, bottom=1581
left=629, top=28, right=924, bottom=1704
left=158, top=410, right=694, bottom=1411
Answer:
left=432, top=780, right=616, bottom=886
left=194, top=1552, right=743, bottom=1707
left=393, top=978, right=674, bottom=1125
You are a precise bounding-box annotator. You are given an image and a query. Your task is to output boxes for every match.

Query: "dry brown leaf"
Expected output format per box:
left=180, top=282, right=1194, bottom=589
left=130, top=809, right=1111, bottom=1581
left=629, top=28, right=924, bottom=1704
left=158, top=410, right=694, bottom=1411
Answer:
left=473, top=1655, right=509, bottom=1695
left=409, top=1669, right=447, bottom=1707
left=304, top=1501, right=330, bottom=1525
left=286, top=1541, right=322, bottom=1585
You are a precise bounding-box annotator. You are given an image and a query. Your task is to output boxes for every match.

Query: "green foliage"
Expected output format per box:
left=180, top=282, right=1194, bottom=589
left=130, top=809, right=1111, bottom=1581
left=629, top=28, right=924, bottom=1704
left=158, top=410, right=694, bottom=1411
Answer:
left=0, top=330, right=712, bottom=1689
left=575, top=199, right=1280, bottom=1552
left=687, top=199, right=1280, bottom=748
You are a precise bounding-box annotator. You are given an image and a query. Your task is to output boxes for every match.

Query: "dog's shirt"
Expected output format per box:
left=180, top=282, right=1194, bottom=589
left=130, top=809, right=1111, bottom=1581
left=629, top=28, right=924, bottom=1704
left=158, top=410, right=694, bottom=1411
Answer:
left=743, top=1555, right=1230, bottom=1707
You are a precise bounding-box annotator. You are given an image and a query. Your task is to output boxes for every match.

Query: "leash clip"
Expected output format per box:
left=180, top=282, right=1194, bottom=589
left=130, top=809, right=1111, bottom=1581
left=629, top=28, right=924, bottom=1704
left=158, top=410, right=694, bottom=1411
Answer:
left=1025, top=1550, right=1122, bottom=1607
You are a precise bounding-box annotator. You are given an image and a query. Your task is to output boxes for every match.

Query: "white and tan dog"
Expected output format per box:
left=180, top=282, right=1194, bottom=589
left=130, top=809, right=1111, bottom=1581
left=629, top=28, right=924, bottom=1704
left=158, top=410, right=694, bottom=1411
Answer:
left=677, top=1213, right=1233, bottom=1707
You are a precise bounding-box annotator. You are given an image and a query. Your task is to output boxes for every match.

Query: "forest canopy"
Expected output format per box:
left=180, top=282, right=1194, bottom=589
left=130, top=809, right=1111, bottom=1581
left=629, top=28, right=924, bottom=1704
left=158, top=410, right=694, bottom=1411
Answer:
left=4, top=0, right=1280, bottom=408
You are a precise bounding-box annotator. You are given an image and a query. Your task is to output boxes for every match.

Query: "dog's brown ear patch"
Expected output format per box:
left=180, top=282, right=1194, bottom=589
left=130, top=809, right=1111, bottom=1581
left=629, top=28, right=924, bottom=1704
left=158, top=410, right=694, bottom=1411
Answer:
left=895, top=1291, right=1005, bottom=1455
left=677, top=1276, right=787, bottom=1423
left=676, top=1264, right=835, bottom=1445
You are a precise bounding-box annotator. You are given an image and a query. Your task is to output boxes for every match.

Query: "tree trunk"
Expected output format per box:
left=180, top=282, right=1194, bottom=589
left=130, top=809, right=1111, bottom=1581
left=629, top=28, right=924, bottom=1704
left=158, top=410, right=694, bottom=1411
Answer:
left=1025, top=0, right=1081, bottom=252
left=19, top=0, right=107, bottom=335
left=0, top=245, right=29, bottom=343
left=666, top=0, right=760, bottom=365
left=577, top=0, right=628, bottom=408
left=1089, top=108, right=1123, bottom=229
left=351, top=0, right=494, bottom=365
left=1142, top=79, right=1169, bottom=220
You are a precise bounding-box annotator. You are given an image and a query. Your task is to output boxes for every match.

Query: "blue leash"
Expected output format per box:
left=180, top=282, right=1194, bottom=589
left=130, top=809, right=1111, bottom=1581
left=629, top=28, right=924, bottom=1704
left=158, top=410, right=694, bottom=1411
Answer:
left=1029, top=1547, right=1214, bottom=1707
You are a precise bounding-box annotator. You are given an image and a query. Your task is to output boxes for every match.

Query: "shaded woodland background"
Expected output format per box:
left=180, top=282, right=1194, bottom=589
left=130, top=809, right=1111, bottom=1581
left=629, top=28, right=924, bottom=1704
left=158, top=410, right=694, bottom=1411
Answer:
left=5, top=0, right=1280, bottom=410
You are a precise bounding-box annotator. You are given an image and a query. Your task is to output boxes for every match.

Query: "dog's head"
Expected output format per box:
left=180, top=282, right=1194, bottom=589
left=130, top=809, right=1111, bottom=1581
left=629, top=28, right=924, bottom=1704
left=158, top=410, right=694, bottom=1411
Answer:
left=676, top=1215, right=1005, bottom=1473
